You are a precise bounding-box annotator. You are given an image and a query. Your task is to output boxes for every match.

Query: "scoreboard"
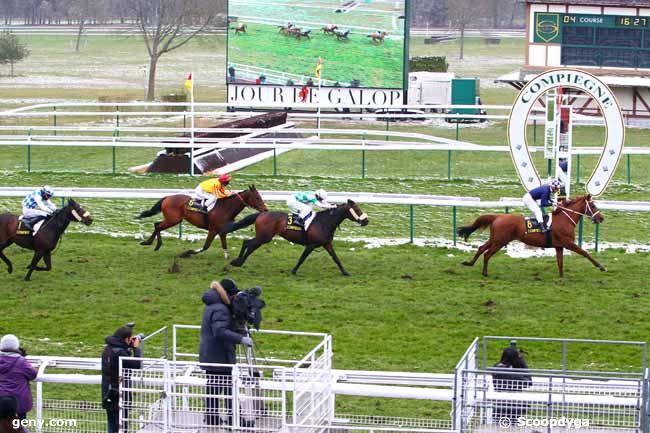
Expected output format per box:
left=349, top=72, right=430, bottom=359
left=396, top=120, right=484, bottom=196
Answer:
left=534, top=12, right=650, bottom=68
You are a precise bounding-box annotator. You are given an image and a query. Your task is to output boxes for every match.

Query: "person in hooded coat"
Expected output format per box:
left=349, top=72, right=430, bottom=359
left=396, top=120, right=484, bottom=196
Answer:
left=101, top=326, right=143, bottom=433
left=491, top=345, right=533, bottom=422
left=199, top=278, right=253, bottom=426
left=0, top=335, right=36, bottom=422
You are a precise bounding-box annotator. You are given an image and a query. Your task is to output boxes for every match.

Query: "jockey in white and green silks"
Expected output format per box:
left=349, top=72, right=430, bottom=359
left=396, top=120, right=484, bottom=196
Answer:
left=287, top=189, right=336, bottom=229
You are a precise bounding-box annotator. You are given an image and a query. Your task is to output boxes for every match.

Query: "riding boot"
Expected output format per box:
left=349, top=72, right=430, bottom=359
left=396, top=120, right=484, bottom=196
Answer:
left=541, top=222, right=550, bottom=233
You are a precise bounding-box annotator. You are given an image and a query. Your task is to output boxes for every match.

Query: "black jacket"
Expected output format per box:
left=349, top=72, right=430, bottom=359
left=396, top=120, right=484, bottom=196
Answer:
left=101, top=336, right=142, bottom=410
left=491, top=361, right=533, bottom=391
left=199, top=289, right=243, bottom=366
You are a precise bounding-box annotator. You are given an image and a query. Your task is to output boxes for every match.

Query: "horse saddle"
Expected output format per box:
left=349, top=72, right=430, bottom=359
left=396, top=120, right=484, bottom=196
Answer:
left=524, top=215, right=549, bottom=234
left=186, top=199, right=208, bottom=214
left=17, top=216, right=43, bottom=236
left=286, top=213, right=305, bottom=231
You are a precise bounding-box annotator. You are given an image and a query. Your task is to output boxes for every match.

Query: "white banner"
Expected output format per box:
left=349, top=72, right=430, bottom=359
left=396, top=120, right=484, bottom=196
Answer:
left=227, top=85, right=403, bottom=107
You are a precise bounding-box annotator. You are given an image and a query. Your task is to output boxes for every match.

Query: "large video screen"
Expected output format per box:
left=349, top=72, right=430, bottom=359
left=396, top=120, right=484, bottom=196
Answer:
left=226, top=0, right=408, bottom=105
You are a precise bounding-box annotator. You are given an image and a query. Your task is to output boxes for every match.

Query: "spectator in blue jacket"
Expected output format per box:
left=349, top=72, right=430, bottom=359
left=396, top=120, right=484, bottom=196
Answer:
left=522, top=180, right=561, bottom=232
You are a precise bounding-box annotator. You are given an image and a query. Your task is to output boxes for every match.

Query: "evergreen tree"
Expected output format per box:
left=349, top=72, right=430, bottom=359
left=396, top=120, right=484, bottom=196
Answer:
left=0, top=31, right=29, bottom=77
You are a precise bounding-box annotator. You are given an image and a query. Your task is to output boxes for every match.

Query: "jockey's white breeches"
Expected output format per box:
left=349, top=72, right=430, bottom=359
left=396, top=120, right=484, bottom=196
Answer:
left=194, top=187, right=216, bottom=209
left=22, top=207, right=50, bottom=219
left=522, top=193, right=543, bottom=224
left=287, top=198, right=313, bottom=220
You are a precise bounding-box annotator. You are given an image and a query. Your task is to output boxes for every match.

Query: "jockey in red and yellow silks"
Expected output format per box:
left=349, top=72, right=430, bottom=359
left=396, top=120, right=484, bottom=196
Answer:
left=194, top=174, right=233, bottom=211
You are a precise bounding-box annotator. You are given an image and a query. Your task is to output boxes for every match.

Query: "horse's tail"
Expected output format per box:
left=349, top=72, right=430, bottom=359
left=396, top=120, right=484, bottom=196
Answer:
left=457, top=214, right=499, bottom=241
left=220, top=212, right=261, bottom=235
left=136, top=198, right=164, bottom=219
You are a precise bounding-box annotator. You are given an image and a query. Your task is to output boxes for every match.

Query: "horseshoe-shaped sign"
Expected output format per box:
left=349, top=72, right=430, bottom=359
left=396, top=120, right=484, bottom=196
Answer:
left=507, top=68, right=624, bottom=197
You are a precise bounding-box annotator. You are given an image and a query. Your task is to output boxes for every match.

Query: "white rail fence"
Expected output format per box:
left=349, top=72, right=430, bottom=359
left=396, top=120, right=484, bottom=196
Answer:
left=23, top=333, right=649, bottom=433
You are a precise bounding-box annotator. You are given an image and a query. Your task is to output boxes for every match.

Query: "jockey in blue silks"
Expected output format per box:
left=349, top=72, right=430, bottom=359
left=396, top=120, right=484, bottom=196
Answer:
left=522, top=180, right=561, bottom=232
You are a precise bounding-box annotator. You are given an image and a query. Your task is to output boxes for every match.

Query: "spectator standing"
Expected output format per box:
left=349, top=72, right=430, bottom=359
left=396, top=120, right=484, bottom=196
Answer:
left=0, top=335, right=36, bottom=422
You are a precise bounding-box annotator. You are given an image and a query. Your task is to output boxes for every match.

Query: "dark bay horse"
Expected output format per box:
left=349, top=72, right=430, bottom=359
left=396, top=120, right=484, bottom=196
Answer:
left=0, top=199, right=93, bottom=281
left=457, top=194, right=605, bottom=278
left=136, top=185, right=267, bottom=259
left=232, top=23, right=247, bottom=35
left=220, top=199, right=368, bottom=275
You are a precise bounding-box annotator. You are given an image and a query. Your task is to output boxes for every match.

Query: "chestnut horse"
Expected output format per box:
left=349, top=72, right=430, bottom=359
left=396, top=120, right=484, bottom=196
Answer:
left=136, top=185, right=267, bottom=259
left=0, top=199, right=93, bottom=281
left=220, top=199, right=368, bottom=275
left=368, top=31, right=388, bottom=43
left=457, top=194, right=605, bottom=278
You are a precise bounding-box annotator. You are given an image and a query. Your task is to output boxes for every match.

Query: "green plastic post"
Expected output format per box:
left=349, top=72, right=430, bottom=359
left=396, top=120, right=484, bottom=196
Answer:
left=452, top=206, right=457, bottom=246
left=627, top=154, right=631, bottom=184
left=578, top=218, right=584, bottom=247
left=409, top=205, right=414, bottom=243
left=533, top=119, right=537, bottom=145
left=61, top=197, right=65, bottom=207
left=361, top=132, right=367, bottom=179
left=273, top=147, right=277, bottom=176
left=576, top=154, right=581, bottom=184
left=547, top=159, right=552, bottom=177
left=53, top=106, right=57, bottom=137
left=27, top=128, right=32, bottom=173
left=385, top=119, right=389, bottom=141
left=112, top=129, right=117, bottom=174
left=505, top=207, right=509, bottom=214
left=447, top=150, right=452, bottom=180
left=595, top=223, right=600, bottom=253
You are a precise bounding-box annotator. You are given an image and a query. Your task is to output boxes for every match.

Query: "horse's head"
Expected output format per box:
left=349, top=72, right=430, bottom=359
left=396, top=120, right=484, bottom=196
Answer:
left=584, top=194, right=604, bottom=224
left=242, top=185, right=268, bottom=212
left=67, top=199, right=93, bottom=225
left=342, top=199, right=368, bottom=226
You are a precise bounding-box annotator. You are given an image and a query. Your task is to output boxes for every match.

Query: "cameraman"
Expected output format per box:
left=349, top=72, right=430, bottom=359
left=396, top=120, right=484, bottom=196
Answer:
left=101, top=326, right=143, bottom=433
left=199, top=279, right=253, bottom=426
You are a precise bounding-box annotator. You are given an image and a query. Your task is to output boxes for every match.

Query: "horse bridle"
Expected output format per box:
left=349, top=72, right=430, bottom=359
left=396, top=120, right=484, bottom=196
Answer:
left=556, top=200, right=600, bottom=226
left=235, top=190, right=265, bottom=212
left=71, top=208, right=91, bottom=222
left=349, top=207, right=368, bottom=222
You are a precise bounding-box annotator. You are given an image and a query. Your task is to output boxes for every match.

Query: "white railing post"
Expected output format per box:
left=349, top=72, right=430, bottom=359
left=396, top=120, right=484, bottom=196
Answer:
left=35, top=360, right=49, bottom=433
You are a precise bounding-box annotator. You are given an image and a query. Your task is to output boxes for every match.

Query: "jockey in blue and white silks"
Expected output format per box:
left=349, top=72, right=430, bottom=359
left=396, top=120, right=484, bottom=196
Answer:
left=22, top=186, right=56, bottom=228
left=287, top=189, right=335, bottom=229
left=522, top=180, right=561, bottom=232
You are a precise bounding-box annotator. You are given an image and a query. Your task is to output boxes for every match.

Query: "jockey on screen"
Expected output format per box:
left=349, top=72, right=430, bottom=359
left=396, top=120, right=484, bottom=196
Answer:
left=287, top=189, right=336, bottom=229
left=194, top=174, right=233, bottom=211
left=22, top=186, right=57, bottom=230
left=522, top=180, right=561, bottom=233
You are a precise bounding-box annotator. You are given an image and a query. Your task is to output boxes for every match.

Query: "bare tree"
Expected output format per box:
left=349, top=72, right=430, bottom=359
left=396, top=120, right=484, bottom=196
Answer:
left=447, top=0, right=484, bottom=60
left=131, top=0, right=219, bottom=100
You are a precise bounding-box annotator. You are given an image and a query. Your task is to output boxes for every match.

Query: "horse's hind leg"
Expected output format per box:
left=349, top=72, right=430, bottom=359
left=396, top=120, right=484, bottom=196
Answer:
left=481, top=244, right=505, bottom=277
left=219, top=233, right=229, bottom=260
left=34, top=251, right=52, bottom=271
left=230, top=237, right=270, bottom=267
left=462, top=241, right=489, bottom=266
left=153, top=220, right=180, bottom=251
left=141, top=222, right=160, bottom=246
left=0, top=243, right=13, bottom=274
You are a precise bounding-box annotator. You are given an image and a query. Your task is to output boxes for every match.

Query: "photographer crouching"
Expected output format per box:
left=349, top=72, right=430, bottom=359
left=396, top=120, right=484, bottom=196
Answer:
left=101, top=324, right=143, bottom=433
left=199, top=278, right=265, bottom=427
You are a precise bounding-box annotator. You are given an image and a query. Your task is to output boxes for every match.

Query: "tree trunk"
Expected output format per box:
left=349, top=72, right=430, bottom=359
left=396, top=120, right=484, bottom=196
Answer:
left=10, top=60, right=14, bottom=78
left=146, top=56, right=158, bottom=101
left=459, top=23, right=465, bottom=60
left=75, top=19, right=85, bottom=52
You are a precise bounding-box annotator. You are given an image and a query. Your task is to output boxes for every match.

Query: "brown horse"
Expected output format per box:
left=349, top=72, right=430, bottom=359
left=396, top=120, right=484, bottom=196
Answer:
left=232, top=23, right=247, bottom=35
left=322, top=24, right=338, bottom=35
left=220, top=199, right=368, bottom=275
left=368, top=31, right=388, bottom=43
left=136, top=185, right=267, bottom=259
left=0, top=199, right=93, bottom=281
left=457, top=195, right=605, bottom=278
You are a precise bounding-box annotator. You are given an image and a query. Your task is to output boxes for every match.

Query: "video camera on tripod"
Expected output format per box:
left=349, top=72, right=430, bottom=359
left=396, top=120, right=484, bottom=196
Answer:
left=231, top=286, right=266, bottom=333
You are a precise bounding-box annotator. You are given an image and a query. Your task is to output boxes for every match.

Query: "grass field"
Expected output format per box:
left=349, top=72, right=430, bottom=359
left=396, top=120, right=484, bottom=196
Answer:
left=1, top=30, right=650, bottom=419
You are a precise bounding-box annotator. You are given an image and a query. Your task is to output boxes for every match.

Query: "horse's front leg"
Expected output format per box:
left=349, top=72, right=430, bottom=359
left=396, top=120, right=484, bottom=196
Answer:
left=565, top=243, right=606, bottom=272
left=179, top=230, right=218, bottom=259
left=219, top=233, right=229, bottom=260
left=34, top=251, right=52, bottom=271
left=24, top=251, right=44, bottom=281
left=323, top=242, right=350, bottom=276
left=291, top=244, right=317, bottom=275
left=555, top=247, right=564, bottom=279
